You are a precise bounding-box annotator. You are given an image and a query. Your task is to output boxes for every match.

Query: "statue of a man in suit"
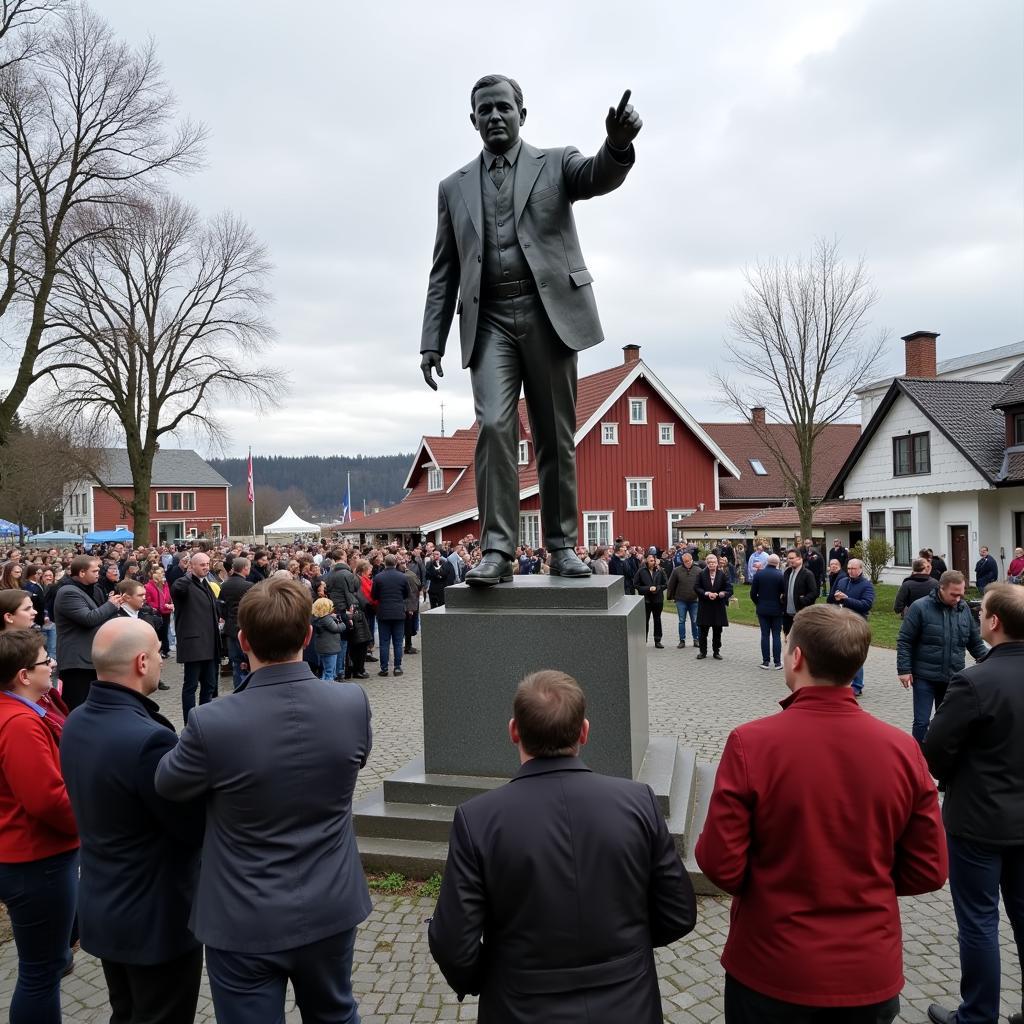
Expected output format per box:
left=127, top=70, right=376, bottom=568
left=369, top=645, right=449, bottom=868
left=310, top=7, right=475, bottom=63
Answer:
left=420, top=75, right=642, bottom=586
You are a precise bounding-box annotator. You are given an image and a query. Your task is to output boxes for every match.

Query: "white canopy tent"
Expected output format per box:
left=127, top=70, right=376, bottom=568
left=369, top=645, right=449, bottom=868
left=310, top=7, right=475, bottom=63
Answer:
left=262, top=506, right=321, bottom=538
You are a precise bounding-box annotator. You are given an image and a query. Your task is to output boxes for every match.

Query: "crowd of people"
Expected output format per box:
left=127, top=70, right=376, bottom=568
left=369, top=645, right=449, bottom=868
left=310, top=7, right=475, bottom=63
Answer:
left=0, top=530, right=1023, bottom=1023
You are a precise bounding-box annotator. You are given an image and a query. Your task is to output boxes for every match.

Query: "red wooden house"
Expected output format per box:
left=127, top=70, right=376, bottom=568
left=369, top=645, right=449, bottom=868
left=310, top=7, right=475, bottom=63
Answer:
left=356, top=346, right=741, bottom=550
left=63, top=448, right=231, bottom=546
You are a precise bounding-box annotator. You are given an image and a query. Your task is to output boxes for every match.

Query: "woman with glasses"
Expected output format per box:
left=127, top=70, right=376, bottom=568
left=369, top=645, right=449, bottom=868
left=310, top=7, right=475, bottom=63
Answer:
left=0, top=629, right=79, bottom=1023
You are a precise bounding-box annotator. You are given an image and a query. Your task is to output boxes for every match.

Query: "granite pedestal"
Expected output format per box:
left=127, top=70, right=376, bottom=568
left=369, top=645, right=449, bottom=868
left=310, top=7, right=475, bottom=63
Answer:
left=354, top=574, right=710, bottom=887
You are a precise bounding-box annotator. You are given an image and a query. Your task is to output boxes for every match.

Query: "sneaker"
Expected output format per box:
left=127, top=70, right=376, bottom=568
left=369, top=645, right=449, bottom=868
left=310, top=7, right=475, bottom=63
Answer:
left=354, top=671, right=370, bottom=679
left=677, top=641, right=686, bottom=649
left=760, top=663, right=770, bottom=670
left=393, top=667, right=404, bottom=676
left=654, top=641, right=664, bottom=649
left=774, top=663, right=783, bottom=670
left=365, top=654, right=378, bottom=663
left=696, top=652, right=707, bottom=660
left=713, top=652, right=723, bottom=660
left=405, top=646, right=418, bottom=654
left=378, top=669, right=389, bottom=677
left=157, top=681, right=170, bottom=690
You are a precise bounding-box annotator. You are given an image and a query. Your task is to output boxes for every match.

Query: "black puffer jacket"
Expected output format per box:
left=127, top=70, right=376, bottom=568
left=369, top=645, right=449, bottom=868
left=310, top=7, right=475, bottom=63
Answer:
left=893, top=573, right=939, bottom=616
left=896, top=588, right=986, bottom=683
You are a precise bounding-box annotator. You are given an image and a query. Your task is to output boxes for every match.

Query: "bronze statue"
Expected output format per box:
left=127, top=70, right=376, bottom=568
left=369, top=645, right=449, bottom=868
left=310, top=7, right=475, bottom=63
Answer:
left=420, top=75, right=642, bottom=586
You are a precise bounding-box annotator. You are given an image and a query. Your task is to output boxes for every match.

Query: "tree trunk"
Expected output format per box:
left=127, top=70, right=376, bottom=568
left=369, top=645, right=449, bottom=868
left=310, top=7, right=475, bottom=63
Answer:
left=127, top=444, right=155, bottom=548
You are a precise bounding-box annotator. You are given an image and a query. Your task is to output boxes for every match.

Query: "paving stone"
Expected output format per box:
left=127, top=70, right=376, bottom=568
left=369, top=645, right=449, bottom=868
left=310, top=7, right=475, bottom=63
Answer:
left=2, top=620, right=1020, bottom=1022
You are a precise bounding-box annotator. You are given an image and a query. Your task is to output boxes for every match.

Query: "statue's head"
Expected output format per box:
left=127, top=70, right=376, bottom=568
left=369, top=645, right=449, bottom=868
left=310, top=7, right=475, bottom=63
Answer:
left=470, top=74, right=526, bottom=153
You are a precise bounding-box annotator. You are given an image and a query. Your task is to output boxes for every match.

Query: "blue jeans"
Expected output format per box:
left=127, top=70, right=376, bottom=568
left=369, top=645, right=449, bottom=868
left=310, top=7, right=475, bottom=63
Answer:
left=40, top=622, right=57, bottom=661
left=0, top=848, right=78, bottom=1024
left=757, top=614, right=782, bottom=666
left=947, top=835, right=1024, bottom=1024
left=911, top=678, right=948, bottom=743
left=675, top=600, right=699, bottom=642
left=226, top=635, right=248, bottom=690
left=852, top=664, right=864, bottom=695
left=377, top=619, right=403, bottom=672
left=182, top=658, right=218, bottom=722
left=206, top=927, right=360, bottom=1024
left=320, top=652, right=338, bottom=681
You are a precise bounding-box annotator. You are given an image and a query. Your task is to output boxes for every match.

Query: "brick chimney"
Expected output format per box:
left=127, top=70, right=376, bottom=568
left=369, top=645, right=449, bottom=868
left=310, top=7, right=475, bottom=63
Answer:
left=902, top=331, right=939, bottom=378
left=751, top=406, right=766, bottom=428
left=622, top=344, right=641, bottom=365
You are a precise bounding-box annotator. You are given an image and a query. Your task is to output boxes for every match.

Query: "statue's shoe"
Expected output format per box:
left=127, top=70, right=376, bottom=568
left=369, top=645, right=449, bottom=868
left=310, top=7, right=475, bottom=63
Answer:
left=465, top=553, right=515, bottom=587
left=548, top=549, right=592, bottom=577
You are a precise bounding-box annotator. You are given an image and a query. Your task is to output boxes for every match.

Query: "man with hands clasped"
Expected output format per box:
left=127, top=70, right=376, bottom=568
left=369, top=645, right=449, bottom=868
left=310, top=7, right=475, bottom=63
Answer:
left=420, top=75, right=641, bottom=586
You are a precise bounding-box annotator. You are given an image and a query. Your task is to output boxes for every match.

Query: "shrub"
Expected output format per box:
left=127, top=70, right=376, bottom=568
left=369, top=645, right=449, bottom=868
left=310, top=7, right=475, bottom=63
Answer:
left=850, top=538, right=894, bottom=585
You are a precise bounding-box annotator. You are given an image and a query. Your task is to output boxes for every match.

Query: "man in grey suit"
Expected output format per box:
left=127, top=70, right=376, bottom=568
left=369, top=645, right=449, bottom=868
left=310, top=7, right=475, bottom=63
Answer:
left=420, top=75, right=642, bottom=585
left=155, top=577, right=372, bottom=1024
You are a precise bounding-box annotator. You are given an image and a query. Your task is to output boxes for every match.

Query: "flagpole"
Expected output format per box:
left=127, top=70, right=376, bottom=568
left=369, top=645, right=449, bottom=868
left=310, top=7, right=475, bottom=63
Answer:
left=249, top=447, right=256, bottom=541
left=346, top=472, right=352, bottom=523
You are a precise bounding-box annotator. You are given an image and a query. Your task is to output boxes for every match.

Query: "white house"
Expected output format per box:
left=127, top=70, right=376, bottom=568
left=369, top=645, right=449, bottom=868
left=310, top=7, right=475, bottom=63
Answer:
left=827, top=332, right=1024, bottom=584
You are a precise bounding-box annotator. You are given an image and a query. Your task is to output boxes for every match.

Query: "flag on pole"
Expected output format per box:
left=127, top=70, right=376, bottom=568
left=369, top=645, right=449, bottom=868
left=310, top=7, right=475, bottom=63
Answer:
left=246, top=449, right=254, bottom=504
left=342, top=472, right=352, bottom=524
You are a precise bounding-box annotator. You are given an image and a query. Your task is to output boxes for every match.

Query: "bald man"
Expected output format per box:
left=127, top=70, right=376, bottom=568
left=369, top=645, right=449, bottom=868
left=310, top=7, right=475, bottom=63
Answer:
left=60, top=618, right=205, bottom=1024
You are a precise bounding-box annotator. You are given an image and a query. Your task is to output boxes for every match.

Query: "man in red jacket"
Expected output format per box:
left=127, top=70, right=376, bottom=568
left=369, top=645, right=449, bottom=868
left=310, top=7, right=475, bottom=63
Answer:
left=695, top=604, right=947, bottom=1023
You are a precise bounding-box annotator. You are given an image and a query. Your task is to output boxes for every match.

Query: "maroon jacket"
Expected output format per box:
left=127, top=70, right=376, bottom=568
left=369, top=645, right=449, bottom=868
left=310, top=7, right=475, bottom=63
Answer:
left=695, top=685, right=946, bottom=1007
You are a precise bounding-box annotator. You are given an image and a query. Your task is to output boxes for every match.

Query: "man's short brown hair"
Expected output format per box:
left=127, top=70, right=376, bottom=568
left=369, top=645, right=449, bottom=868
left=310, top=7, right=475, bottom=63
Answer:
left=238, top=577, right=312, bottom=662
left=912, top=557, right=928, bottom=573
left=0, top=629, right=45, bottom=691
left=69, top=554, right=99, bottom=577
left=787, top=605, right=871, bottom=685
left=513, top=670, right=585, bottom=757
left=939, top=570, right=965, bottom=589
left=116, top=579, right=144, bottom=597
left=982, top=583, right=1024, bottom=641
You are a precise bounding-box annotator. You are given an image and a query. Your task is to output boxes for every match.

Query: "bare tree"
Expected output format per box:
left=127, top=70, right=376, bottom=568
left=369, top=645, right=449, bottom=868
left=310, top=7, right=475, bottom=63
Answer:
left=40, top=193, right=277, bottom=544
left=0, top=1, right=65, bottom=71
left=715, top=238, right=888, bottom=539
left=0, top=4, right=204, bottom=443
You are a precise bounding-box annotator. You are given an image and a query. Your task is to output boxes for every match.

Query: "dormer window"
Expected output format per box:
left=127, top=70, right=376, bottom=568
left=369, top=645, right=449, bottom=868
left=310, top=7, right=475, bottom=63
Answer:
left=427, top=466, right=443, bottom=492
left=1014, top=412, right=1024, bottom=445
left=518, top=440, right=529, bottom=465
left=629, top=398, right=647, bottom=424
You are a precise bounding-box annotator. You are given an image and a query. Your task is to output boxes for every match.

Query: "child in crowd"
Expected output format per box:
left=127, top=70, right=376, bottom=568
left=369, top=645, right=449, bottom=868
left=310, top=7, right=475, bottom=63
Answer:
left=311, top=597, right=350, bottom=682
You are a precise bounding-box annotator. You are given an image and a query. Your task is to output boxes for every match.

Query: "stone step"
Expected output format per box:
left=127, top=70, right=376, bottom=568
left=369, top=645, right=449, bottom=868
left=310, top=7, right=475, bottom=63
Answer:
left=382, top=755, right=509, bottom=806
left=683, top=763, right=724, bottom=896
left=354, top=791, right=455, bottom=844
left=357, top=836, right=448, bottom=879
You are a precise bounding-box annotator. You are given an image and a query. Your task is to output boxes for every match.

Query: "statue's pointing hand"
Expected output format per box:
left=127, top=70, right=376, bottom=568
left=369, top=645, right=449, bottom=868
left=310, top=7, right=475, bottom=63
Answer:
left=605, top=89, right=642, bottom=150
left=421, top=351, right=443, bottom=391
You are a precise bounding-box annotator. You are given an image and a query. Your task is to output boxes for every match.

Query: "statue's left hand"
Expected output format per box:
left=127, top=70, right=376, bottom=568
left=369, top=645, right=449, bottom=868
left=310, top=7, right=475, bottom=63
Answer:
left=606, top=89, right=642, bottom=150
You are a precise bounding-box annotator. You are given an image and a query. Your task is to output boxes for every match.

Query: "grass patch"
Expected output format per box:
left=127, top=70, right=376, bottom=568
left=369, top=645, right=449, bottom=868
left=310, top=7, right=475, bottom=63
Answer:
left=367, top=871, right=408, bottom=894
left=419, top=873, right=443, bottom=900
left=665, top=582, right=979, bottom=650
left=365, top=871, right=445, bottom=900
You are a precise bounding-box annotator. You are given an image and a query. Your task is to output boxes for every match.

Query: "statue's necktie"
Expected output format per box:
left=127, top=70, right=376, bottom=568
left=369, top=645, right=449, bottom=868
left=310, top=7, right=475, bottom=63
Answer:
left=490, top=155, right=506, bottom=189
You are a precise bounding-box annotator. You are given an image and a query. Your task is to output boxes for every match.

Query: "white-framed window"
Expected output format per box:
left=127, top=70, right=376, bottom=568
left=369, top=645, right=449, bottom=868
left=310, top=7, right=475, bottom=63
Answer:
left=519, top=512, right=541, bottom=550
left=629, top=398, right=647, bottom=424
left=187, top=527, right=198, bottom=539
left=584, top=512, right=613, bottom=550
left=518, top=440, right=529, bottom=465
left=211, top=523, right=222, bottom=540
left=749, top=459, right=768, bottom=476
left=658, top=423, right=675, bottom=445
left=427, top=466, right=443, bottom=492
left=156, top=491, right=196, bottom=512
left=601, top=422, right=619, bottom=445
left=626, top=477, right=653, bottom=510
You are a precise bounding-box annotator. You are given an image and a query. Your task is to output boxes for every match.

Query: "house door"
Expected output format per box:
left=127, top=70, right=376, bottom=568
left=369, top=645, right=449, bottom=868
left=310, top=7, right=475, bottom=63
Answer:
left=157, top=521, right=184, bottom=545
left=950, top=525, right=970, bottom=579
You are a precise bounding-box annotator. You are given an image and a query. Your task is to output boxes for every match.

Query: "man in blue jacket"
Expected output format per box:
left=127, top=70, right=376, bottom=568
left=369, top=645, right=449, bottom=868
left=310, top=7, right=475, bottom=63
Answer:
left=897, top=570, right=987, bottom=744
left=61, top=617, right=204, bottom=1024
left=832, top=558, right=875, bottom=696
left=974, top=546, right=999, bottom=595
left=749, top=553, right=785, bottom=670
left=370, top=554, right=412, bottom=677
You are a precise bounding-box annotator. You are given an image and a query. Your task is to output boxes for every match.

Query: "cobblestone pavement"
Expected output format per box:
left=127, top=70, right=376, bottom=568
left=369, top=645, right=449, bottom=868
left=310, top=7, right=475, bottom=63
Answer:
left=3, top=613, right=1020, bottom=1022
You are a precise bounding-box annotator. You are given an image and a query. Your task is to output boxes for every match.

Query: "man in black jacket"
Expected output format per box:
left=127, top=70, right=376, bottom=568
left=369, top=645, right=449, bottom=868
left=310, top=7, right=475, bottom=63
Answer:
left=781, top=549, right=818, bottom=637
left=425, top=549, right=456, bottom=608
left=893, top=558, right=940, bottom=616
left=974, top=545, right=999, bottom=595
left=370, top=554, right=411, bottom=677
left=429, top=670, right=696, bottom=1023
left=923, top=584, right=1024, bottom=1024
left=218, top=558, right=253, bottom=689
left=61, top=618, right=204, bottom=1024
left=171, top=551, right=221, bottom=722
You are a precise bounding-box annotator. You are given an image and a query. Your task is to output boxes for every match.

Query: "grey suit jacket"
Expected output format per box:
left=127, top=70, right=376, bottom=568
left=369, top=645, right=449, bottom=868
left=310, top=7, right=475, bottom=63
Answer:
left=421, top=140, right=634, bottom=368
left=154, top=661, right=373, bottom=953
left=53, top=580, right=121, bottom=671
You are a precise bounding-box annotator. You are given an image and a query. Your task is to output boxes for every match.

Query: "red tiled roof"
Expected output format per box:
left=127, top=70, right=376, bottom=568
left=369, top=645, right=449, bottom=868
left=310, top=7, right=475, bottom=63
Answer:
left=700, top=422, right=861, bottom=502
left=677, top=500, right=862, bottom=532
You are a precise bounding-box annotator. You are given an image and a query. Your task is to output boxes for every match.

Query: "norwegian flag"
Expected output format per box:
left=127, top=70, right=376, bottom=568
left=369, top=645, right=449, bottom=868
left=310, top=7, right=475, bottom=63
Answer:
left=246, top=449, right=254, bottom=504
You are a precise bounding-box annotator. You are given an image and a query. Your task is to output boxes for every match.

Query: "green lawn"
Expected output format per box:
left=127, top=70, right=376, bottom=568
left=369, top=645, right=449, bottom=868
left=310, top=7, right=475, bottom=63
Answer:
left=664, top=582, right=978, bottom=650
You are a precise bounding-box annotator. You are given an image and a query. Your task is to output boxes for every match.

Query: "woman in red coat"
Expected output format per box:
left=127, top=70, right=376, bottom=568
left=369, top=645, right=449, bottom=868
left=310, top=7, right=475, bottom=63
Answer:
left=144, top=566, right=174, bottom=657
left=0, top=629, right=79, bottom=1024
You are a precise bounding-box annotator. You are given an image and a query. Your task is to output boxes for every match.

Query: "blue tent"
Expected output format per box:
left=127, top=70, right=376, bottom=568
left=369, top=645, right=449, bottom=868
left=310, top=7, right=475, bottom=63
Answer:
left=0, top=519, right=29, bottom=538
left=30, top=530, right=84, bottom=545
left=83, top=528, right=134, bottom=544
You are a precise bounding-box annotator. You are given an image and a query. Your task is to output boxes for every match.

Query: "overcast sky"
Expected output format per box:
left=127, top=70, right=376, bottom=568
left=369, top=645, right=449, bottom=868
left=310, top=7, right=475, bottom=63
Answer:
left=8, top=0, right=1024, bottom=457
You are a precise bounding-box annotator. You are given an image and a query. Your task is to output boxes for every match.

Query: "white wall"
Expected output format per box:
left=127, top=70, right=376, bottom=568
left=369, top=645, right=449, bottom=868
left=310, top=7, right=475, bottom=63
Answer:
left=845, top=393, right=989, bottom=499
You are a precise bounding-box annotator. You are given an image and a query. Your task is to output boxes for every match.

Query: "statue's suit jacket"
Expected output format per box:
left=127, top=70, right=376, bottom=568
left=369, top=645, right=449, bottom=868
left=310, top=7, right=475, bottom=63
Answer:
left=420, top=141, right=634, bottom=366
